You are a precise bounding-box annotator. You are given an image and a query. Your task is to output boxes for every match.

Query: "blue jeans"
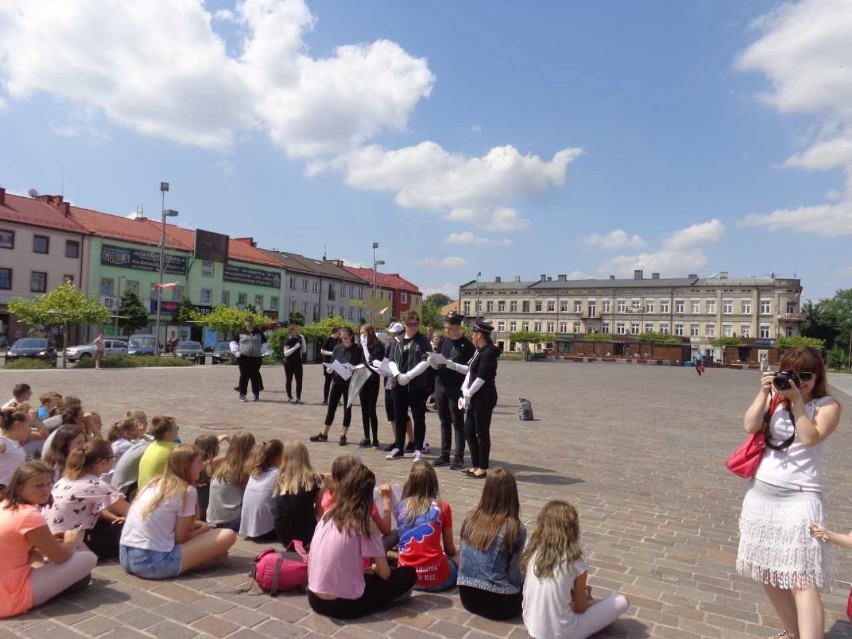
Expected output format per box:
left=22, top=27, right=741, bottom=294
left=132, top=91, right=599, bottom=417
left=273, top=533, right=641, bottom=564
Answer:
left=120, top=544, right=182, bottom=579
left=418, top=557, right=458, bottom=592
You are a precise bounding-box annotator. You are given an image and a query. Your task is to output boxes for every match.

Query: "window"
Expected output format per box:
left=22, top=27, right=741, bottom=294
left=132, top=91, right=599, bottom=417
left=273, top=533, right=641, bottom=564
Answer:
left=616, top=322, right=626, bottom=335
left=660, top=300, right=670, bottom=313
left=617, top=299, right=626, bottom=313
left=674, top=323, right=684, bottom=336
left=509, top=321, right=517, bottom=332
left=463, top=301, right=471, bottom=315
left=760, top=299, right=771, bottom=315
left=645, top=301, right=655, bottom=314
left=573, top=321, right=582, bottom=333
left=312, top=281, right=319, bottom=293
left=644, top=322, right=654, bottom=333
left=486, top=301, right=494, bottom=312
left=341, top=285, right=348, bottom=298
left=601, top=321, right=610, bottom=334
left=31, top=271, right=47, bottom=293
left=200, top=288, right=212, bottom=304
left=65, top=240, right=80, bottom=259
left=602, top=299, right=611, bottom=313
left=690, top=323, right=699, bottom=337
left=522, top=301, right=530, bottom=312
left=302, top=301, right=308, bottom=315
left=475, top=300, right=482, bottom=312
left=722, top=324, right=733, bottom=337
left=561, top=300, right=569, bottom=312
left=0, top=229, right=14, bottom=249
left=222, top=290, right=230, bottom=306
left=742, top=299, right=752, bottom=314
left=547, top=321, right=555, bottom=333
left=237, top=292, right=248, bottom=307
left=587, top=302, right=596, bottom=318
left=358, top=287, right=364, bottom=299
left=289, top=277, right=296, bottom=290
left=706, top=300, right=716, bottom=314
left=0, top=268, right=10, bottom=290
left=547, top=300, right=555, bottom=312
left=659, top=322, right=669, bottom=335
left=630, top=322, right=639, bottom=335
left=302, top=279, right=308, bottom=291
left=690, top=299, right=700, bottom=314
left=510, top=301, right=518, bottom=312
left=786, top=301, right=797, bottom=313
left=270, top=296, right=279, bottom=311
left=631, top=299, right=641, bottom=311
left=401, top=292, right=409, bottom=304
left=497, top=321, right=505, bottom=332
left=33, top=235, right=49, bottom=254
left=173, top=286, right=183, bottom=303
left=327, top=304, right=334, bottom=316
left=759, top=324, right=771, bottom=338
left=328, top=284, right=336, bottom=301
left=534, top=321, right=542, bottom=332
left=740, top=324, right=751, bottom=338
left=63, top=274, right=74, bottom=285
left=723, top=299, right=733, bottom=314
left=201, top=260, right=214, bottom=278
left=574, top=300, right=583, bottom=313
left=388, top=292, right=393, bottom=302
left=313, top=304, right=319, bottom=321
left=100, top=278, right=113, bottom=296
left=497, top=300, right=505, bottom=312
left=521, top=321, right=529, bottom=331
left=787, top=326, right=795, bottom=337
left=675, top=300, right=684, bottom=313
left=706, top=323, right=715, bottom=338
left=535, top=300, right=542, bottom=312
left=348, top=307, right=354, bottom=320
left=255, top=295, right=263, bottom=310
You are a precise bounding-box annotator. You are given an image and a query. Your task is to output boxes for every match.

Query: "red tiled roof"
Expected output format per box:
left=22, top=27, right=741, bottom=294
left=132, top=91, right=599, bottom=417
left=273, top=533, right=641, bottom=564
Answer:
left=343, top=266, right=421, bottom=294
left=0, top=192, right=89, bottom=234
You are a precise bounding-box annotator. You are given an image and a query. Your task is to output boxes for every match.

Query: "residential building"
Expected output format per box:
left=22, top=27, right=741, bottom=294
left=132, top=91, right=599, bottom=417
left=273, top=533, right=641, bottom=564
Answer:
left=342, top=266, right=422, bottom=328
left=459, top=270, right=803, bottom=363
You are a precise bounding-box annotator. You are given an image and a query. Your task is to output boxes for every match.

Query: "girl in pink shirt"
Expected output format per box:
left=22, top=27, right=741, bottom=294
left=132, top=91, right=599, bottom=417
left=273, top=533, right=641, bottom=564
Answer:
left=307, top=464, right=416, bottom=619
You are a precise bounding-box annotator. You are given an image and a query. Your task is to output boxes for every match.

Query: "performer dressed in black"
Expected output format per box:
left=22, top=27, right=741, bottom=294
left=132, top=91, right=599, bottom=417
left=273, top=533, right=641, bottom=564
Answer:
left=460, top=319, right=499, bottom=479
left=357, top=324, right=385, bottom=448
left=319, top=326, right=340, bottom=405
left=282, top=323, right=307, bottom=404
left=386, top=310, right=432, bottom=461
left=428, top=312, right=475, bottom=470
left=310, top=327, right=362, bottom=445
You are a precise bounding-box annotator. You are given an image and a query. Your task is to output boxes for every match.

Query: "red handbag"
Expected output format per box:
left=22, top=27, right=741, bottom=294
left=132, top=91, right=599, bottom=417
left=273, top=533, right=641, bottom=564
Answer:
left=847, top=587, right=852, bottom=622
left=726, top=394, right=786, bottom=478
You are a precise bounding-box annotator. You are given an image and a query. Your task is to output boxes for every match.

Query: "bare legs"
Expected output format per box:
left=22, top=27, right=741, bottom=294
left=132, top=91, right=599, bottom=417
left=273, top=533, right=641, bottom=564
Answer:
left=763, top=584, right=824, bottom=639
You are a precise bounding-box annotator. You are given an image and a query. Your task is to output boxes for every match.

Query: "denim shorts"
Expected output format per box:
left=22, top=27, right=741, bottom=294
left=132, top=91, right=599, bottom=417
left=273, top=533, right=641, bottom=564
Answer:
left=120, top=544, right=182, bottom=579
left=418, top=557, right=458, bottom=592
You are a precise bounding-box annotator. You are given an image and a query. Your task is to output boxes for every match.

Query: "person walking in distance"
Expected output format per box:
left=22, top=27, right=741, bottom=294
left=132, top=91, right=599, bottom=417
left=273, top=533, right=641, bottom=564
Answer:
left=237, top=318, right=265, bottom=402
left=460, top=319, right=499, bottom=479
left=429, top=313, right=475, bottom=470
left=386, top=311, right=432, bottom=461
left=320, top=327, right=340, bottom=406
left=283, top=324, right=307, bottom=404
left=93, top=331, right=106, bottom=370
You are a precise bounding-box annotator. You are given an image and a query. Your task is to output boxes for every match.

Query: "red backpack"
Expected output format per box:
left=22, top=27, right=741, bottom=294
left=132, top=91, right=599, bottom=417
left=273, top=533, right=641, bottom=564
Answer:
left=251, top=541, right=309, bottom=596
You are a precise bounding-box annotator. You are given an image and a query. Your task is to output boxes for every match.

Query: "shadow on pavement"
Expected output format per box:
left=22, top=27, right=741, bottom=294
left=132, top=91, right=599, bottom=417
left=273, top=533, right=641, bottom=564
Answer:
left=827, top=620, right=852, bottom=638
left=605, top=617, right=651, bottom=638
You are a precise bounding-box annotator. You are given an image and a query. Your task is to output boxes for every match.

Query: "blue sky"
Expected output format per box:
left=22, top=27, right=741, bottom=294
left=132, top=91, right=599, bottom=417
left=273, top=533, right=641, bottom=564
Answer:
left=1, top=0, right=850, bottom=301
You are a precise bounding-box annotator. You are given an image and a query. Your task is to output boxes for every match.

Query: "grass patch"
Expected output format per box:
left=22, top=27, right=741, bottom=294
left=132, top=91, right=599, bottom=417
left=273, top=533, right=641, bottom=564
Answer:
left=74, top=355, right=193, bottom=368
left=4, top=359, right=54, bottom=370
left=500, top=353, right=525, bottom=361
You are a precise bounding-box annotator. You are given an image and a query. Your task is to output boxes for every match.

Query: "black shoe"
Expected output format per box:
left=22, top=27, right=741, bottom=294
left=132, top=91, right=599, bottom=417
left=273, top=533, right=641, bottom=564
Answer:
left=381, top=443, right=396, bottom=452
left=405, top=442, right=416, bottom=453
left=233, top=386, right=239, bottom=391
left=309, top=433, right=328, bottom=442
left=253, top=394, right=260, bottom=402
left=321, top=400, right=328, bottom=406
left=432, top=457, right=450, bottom=467
left=449, top=460, right=465, bottom=470
left=296, top=399, right=303, bottom=404
left=288, top=398, right=296, bottom=404
left=339, top=435, right=348, bottom=446
left=358, top=438, right=371, bottom=448
left=372, top=440, right=382, bottom=449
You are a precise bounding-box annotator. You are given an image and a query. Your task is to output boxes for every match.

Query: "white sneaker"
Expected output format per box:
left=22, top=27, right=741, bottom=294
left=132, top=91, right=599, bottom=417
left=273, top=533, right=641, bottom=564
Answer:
left=413, top=450, right=422, bottom=462
left=385, top=448, right=403, bottom=460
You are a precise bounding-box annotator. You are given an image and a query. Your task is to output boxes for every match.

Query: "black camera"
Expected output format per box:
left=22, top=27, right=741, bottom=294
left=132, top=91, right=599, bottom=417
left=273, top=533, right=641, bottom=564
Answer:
left=773, top=370, right=801, bottom=390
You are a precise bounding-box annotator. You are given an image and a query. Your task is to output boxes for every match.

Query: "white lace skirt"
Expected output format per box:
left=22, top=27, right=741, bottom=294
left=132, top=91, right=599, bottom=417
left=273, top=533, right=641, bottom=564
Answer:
left=736, top=480, right=834, bottom=590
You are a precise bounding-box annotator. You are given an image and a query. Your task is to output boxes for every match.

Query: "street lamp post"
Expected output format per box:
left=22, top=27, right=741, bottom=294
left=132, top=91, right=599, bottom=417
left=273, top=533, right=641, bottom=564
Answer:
left=374, top=256, right=385, bottom=326
left=154, top=205, right=179, bottom=356
left=475, top=271, right=482, bottom=318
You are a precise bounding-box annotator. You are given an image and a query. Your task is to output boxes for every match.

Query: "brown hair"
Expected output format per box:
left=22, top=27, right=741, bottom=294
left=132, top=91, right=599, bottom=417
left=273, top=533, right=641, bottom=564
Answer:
left=213, top=431, right=256, bottom=487
left=108, top=418, right=137, bottom=442
left=323, top=464, right=375, bottom=536
left=778, top=347, right=830, bottom=400
left=250, top=439, right=283, bottom=476
left=460, top=468, right=521, bottom=552
left=150, top=416, right=178, bottom=440
left=193, top=434, right=220, bottom=462
left=1, top=461, right=53, bottom=510
left=328, top=455, right=362, bottom=501
left=360, top=324, right=378, bottom=346
left=1, top=408, right=27, bottom=433
left=64, top=439, right=113, bottom=481
left=61, top=404, right=84, bottom=426
left=12, top=383, right=31, bottom=399
left=521, top=500, right=582, bottom=579
left=43, top=425, right=84, bottom=473
left=39, top=391, right=61, bottom=406
left=399, top=461, right=440, bottom=524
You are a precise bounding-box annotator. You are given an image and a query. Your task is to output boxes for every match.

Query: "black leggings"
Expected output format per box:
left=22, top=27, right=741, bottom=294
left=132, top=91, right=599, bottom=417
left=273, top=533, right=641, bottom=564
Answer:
left=464, top=394, right=496, bottom=470
left=308, top=567, right=417, bottom=619
left=284, top=362, right=303, bottom=399
left=393, top=385, right=427, bottom=450
left=458, top=585, right=522, bottom=621
left=435, top=381, right=465, bottom=461
left=325, top=383, right=352, bottom=428
left=323, top=369, right=333, bottom=403
left=85, top=519, right=123, bottom=560
left=238, top=356, right=263, bottom=396
left=359, top=374, right=380, bottom=442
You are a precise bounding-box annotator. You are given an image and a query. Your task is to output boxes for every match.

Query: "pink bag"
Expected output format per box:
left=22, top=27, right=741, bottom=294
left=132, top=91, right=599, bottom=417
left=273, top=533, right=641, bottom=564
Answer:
left=847, top=587, right=851, bottom=622
left=726, top=394, right=784, bottom=478
left=252, top=540, right=308, bottom=596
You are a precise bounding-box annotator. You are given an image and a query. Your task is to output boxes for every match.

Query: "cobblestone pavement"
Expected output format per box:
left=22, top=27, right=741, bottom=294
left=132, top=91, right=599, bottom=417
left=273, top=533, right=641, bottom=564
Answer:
left=3, top=361, right=852, bottom=639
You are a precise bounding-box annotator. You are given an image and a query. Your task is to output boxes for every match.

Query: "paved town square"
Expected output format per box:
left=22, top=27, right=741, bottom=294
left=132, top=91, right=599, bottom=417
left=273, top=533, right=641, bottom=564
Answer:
left=2, top=361, right=851, bottom=639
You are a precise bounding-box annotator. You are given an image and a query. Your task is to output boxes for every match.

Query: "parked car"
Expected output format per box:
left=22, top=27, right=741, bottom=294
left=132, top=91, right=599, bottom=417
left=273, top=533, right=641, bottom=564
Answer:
left=212, top=341, right=233, bottom=364
left=65, top=339, right=128, bottom=362
left=127, top=334, right=158, bottom=356
left=6, top=338, right=57, bottom=366
left=175, top=341, right=205, bottom=363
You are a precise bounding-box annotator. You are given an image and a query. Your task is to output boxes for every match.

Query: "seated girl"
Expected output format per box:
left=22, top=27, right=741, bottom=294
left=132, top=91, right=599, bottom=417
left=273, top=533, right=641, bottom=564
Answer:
left=207, top=431, right=256, bottom=531
left=43, top=425, right=86, bottom=484
left=396, top=460, right=458, bottom=591
left=44, top=440, right=129, bottom=560
left=82, top=411, right=103, bottom=441
left=0, top=409, right=29, bottom=489
left=0, top=461, right=98, bottom=618
left=193, top=434, right=227, bottom=522
left=239, top=439, right=282, bottom=540
left=458, top=468, right=526, bottom=620
left=108, top=418, right=141, bottom=464
left=119, top=444, right=237, bottom=580
left=307, top=464, right=417, bottom=619
left=273, top=441, right=324, bottom=548
left=522, top=500, right=629, bottom=639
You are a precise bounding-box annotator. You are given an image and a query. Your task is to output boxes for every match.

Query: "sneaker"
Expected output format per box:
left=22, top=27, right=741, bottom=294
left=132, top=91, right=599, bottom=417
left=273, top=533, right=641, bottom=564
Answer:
left=358, top=439, right=371, bottom=448
left=239, top=395, right=248, bottom=402
left=309, top=433, right=328, bottom=442
left=339, top=435, right=348, bottom=446
left=253, top=394, right=260, bottom=402
left=767, top=633, right=795, bottom=639
left=372, top=440, right=382, bottom=449
left=405, top=442, right=416, bottom=453
left=449, top=460, right=465, bottom=470
left=413, top=450, right=422, bottom=462
left=385, top=448, right=403, bottom=460
left=432, top=457, right=450, bottom=467
left=296, top=399, right=303, bottom=404
left=321, top=400, right=328, bottom=406
left=288, top=398, right=296, bottom=404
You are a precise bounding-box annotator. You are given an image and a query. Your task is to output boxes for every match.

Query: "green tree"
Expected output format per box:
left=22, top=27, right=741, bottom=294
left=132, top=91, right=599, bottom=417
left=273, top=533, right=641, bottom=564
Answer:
left=775, top=335, right=825, bottom=351
left=117, top=288, right=149, bottom=336
left=9, top=282, right=110, bottom=368
left=420, top=300, right=443, bottom=329
left=300, top=316, right=359, bottom=348
left=817, top=289, right=852, bottom=354
left=288, top=311, right=306, bottom=326
left=191, top=306, right=271, bottom=338
left=711, top=336, right=741, bottom=347
left=639, top=331, right=681, bottom=345
left=174, top=297, right=195, bottom=326
left=425, top=293, right=452, bottom=308
left=800, top=300, right=840, bottom=348
left=509, top=330, right=545, bottom=352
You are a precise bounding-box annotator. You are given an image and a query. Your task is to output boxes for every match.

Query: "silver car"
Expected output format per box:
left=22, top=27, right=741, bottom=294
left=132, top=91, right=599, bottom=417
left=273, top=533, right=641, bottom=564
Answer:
left=65, top=339, right=128, bottom=362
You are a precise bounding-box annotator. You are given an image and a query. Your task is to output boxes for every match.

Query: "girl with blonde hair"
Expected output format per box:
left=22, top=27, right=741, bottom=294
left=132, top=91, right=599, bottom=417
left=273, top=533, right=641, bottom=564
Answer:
left=273, top=441, right=324, bottom=547
left=522, top=500, right=628, bottom=639
left=119, top=445, right=236, bottom=579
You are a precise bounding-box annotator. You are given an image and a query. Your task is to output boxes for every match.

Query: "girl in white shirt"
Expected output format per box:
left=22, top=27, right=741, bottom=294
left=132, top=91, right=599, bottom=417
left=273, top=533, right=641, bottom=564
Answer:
left=238, top=439, right=282, bottom=540
left=0, top=409, right=29, bottom=489
left=119, top=444, right=237, bottom=579
left=522, top=501, right=628, bottom=639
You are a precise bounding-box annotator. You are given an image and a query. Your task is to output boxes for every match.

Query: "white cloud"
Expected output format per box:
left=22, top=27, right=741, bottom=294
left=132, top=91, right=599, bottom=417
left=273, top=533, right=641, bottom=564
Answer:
left=583, top=229, right=646, bottom=250
left=471, top=124, right=482, bottom=133
left=662, top=219, right=725, bottom=250
left=600, top=251, right=708, bottom=278
left=414, top=256, right=469, bottom=269
left=739, top=201, right=852, bottom=235
left=423, top=282, right=460, bottom=300
left=444, top=231, right=512, bottom=246
left=340, top=258, right=367, bottom=268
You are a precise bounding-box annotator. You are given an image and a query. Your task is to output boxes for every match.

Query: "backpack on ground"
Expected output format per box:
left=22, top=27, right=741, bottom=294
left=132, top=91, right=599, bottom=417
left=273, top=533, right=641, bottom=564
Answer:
left=251, top=540, right=309, bottom=596
left=518, top=397, right=534, bottom=421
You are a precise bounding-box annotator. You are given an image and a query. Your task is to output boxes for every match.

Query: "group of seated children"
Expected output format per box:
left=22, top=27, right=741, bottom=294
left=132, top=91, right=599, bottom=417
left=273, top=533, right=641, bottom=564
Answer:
left=0, top=381, right=634, bottom=639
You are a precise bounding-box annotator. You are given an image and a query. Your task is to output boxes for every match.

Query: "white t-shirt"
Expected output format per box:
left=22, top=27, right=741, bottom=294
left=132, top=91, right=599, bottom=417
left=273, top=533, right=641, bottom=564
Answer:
left=756, top=395, right=834, bottom=492
left=238, top=467, right=278, bottom=538
left=523, top=553, right=589, bottom=639
left=120, top=482, right=197, bottom=552
left=0, top=437, right=26, bottom=486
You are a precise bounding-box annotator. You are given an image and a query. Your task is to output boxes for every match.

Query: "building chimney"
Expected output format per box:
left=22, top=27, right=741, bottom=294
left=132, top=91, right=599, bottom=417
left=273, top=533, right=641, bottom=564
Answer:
left=719, top=271, right=728, bottom=279
left=494, top=276, right=501, bottom=283
left=513, top=275, right=521, bottom=283
left=558, top=274, right=567, bottom=281
left=547, top=276, right=552, bottom=281
left=0, top=187, right=5, bottom=207
left=234, top=237, right=256, bottom=247
left=609, top=275, right=615, bottom=280
left=651, top=272, right=660, bottom=280
left=688, top=273, right=698, bottom=279
left=633, top=269, right=643, bottom=280
left=540, top=274, right=546, bottom=282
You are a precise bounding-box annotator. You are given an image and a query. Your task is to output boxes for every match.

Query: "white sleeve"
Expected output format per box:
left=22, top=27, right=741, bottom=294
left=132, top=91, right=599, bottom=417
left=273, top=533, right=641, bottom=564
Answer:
left=406, top=360, right=430, bottom=380
left=283, top=343, right=300, bottom=357
left=461, top=371, right=471, bottom=392
left=468, top=378, right=485, bottom=397
left=388, top=360, right=401, bottom=377
left=448, top=361, right=469, bottom=375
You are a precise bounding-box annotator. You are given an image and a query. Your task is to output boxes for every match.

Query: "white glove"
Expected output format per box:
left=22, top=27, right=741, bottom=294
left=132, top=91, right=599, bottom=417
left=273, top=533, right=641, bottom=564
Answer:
left=458, top=396, right=469, bottom=410
left=397, top=373, right=411, bottom=386
left=360, top=335, right=368, bottom=346
left=343, top=362, right=355, bottom=371
left=427, top=353, right=441, bottom=370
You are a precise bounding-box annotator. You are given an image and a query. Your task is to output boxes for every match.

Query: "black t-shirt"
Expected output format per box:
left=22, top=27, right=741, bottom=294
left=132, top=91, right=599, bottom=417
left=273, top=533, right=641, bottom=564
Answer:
left=366, top=340, right=385, bottom=364
left=469, top=345, right=498, bottom=398
left=435, top=335, right=476, bottom=388
left=331, top=342, right=363, bottom=385
left=284, top=335, right=304, bottom=365
left=273, top=486, right=320, bottom=548
left=321, top=336, right=339, bottom=364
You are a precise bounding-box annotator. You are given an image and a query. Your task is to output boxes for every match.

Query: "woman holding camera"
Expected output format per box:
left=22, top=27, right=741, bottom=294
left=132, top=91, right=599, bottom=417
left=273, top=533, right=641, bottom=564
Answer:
left=736, top=347, right=841, bottom=639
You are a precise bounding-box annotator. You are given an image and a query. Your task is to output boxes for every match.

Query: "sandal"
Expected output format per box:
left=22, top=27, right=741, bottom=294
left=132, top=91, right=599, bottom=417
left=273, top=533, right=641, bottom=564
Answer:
left=309, top=433, right=328, bottom=442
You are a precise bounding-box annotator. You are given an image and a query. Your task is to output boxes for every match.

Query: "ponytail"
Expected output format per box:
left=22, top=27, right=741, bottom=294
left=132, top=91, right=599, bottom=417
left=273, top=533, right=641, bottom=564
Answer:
left=63, top=439, right=113, bottom=481
left=1, top=408, right=26, bottom=432
left=108, top=418, right=137, bottom=442
left=250, top=439, right=283, bottom=476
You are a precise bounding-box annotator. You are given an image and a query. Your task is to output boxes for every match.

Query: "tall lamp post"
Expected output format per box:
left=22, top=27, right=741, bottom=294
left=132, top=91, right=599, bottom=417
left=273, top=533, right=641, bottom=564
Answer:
left=475, top=271, right=482, bottom=318
left=154, top=206, right=179, bottom=356
left=374, top=256, right=385, bottom=325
